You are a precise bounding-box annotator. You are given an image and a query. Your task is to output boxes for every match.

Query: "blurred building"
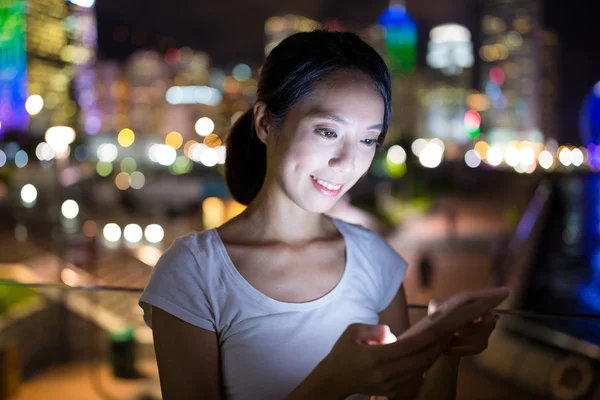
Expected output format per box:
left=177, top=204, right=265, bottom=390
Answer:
left=0, top=0, right=77, bottom=138
left=479, top=0, right=554, bottom=145
left=264, top=14, right=321, bottom=57
left=66, top=0, right=101, bottom=136
left=373, top=2, right=419, bottom=143
left=418, top=24, right=474, bottom=144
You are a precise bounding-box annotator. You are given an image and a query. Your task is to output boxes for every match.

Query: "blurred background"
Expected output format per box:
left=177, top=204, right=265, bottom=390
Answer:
left=0, top=0, right=600, bottom=398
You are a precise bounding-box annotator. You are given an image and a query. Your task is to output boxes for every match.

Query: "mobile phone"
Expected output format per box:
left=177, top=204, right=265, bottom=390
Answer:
left=398, top=287, right=510, bottom=340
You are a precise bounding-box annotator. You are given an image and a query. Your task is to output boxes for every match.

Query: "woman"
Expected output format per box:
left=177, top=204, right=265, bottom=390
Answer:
left=139, top=30, right=497, bottom=399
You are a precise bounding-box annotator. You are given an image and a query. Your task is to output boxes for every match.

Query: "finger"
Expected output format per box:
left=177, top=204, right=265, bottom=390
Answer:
left=350, top=323, right=393, bottom=345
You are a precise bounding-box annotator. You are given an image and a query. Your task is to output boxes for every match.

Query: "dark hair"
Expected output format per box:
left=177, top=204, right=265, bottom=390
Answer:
left=225, top=30, right=392, bottom=205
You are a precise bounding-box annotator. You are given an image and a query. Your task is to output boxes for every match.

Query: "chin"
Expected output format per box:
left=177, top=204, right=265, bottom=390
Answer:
left=294, top=193, right=342, bottom=214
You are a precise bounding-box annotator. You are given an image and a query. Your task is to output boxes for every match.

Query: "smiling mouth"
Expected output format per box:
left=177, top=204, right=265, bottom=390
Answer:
left=310, top=175, right=344, bottom=195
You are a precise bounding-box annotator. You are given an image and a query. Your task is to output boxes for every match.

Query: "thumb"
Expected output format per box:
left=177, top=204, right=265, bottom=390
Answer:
left=428, top=298, right=446, bottom=316
left=352, top=324, right=397, bottom=345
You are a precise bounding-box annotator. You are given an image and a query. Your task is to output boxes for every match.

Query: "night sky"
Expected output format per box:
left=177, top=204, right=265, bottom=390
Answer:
left=94, top=0, right=600, bottom=144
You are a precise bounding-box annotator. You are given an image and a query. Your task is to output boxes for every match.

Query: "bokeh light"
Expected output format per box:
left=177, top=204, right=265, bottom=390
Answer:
left=144, top=224, right=164, bottom=243
left=558, top=147, right=572, bottom=166
left=486, top=147, right=503, bottom=166
left=411, top=138, right=428, bottom=156
left=61, top=199, right=79, bottom=219
left=538, top=150, right=554, bottom=169
left=21, top=184, right=37, bottom=204
left=504, top=147, right=520, bottom=167
left=464, top=149, right=481, bottom=168
left=115, top=172, right=131, bottom=190
left=130, top=171, right=146, bottom=189
left=474, top=141, right=489, bottom=160
left=25, top=94, right=44, bottom=115
left=96, top=161, right=113, bottom=177
left=165, top=131, right=183, bottom=149
left=195, top=117, right=215, bottom=136
left=97, top=143, right=118, bottom=162
left=387, top=145, right=406, bottom=164
left=120, top=157, right=136, bottom=173
left=571, top=148, right=584, bottom=167
left=464, top=110, right=481, bottom=139
left=203, top=197, right=226, bottom=229
left=199, top=147, right=219, bottom=167
left=14, top=150, right=28, bottom=168
left=124, top=224, right=143, bottom=243
left=117, top=128, right=135, bottom=147
left=232, top=64, right=252, bottom=81
left=103, top=223, right=122, bottom=242
left=419, top=142, right=444, bottom=168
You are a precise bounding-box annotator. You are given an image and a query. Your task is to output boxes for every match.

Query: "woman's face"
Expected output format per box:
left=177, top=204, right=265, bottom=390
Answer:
left=265, top=71, right=385, bottom=213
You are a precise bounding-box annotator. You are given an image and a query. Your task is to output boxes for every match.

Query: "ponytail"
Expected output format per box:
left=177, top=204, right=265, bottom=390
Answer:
left=224, top=108, right=267, bottom=205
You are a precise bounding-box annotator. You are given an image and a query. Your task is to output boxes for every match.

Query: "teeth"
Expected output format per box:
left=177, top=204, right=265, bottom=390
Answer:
left=312, top=176, right=341, bottom=190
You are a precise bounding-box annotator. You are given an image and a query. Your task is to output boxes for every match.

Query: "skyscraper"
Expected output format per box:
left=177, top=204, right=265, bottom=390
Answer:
left=479, top=0, right=547, bottom=145
left=0, top=0, right=77, bottom=138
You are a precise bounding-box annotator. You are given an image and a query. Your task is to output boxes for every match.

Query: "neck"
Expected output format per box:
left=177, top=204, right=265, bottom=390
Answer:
left=240, top=180, right=332, bottom=245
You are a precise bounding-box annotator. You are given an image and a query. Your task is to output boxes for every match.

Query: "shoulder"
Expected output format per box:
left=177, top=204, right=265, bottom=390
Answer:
left=151, top=229, right=223, bottom=281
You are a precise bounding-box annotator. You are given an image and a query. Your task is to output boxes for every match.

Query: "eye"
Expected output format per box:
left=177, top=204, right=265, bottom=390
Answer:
left=317, top=129, right=337, bottom=139
left=361, top=138, right=378, bottom=147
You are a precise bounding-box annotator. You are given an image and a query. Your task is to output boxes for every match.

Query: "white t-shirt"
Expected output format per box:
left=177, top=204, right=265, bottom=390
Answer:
left=139, top=218, right=407, bottom=400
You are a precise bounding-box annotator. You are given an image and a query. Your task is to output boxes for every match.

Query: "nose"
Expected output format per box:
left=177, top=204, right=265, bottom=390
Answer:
left=328, top=143, right=355, bottom=173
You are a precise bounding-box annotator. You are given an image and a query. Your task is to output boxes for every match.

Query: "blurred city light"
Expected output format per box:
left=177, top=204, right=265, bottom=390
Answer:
left=61, top=199, right=79, bottom=219
left=0, top=150, right=6, bottom=168
left=387, top=145, right=406, bottom=164
left=571, top=148, right=584, bottom=167
left=103, top=223, right=122, bottom=242
left=486, top=147, right=503, bottom=166
left=203, top=197, right=225, bottom=229
left=117, top=128, right=135, bottom=147
left=130, top=171, right=145, bottom=189
left=558, top=147, right=572, bottom=166
left=144, top=224, right=164, bottom=243
left=539, top=150, right=554, bottom=169
left=216, top=146, right=227, bottom=164
left=120, top=157, right=136, bottom=173
left=165, top=131, right=183, bottom=149
left=153, top=144, right=177, bottom=166
left=96, top=161, right=113, bottom=177
left=21, top=184, right=37, bottom=204
left=14, top=150, right=28, bottom=168
left=166, top=85, right=222, bottom=106
left=199, top=147, right=219, bottom=167
left=45, top=126, right=76, bottom=153
left=124, top=224, right=143, bottom=243
left=25, top=95, right=44, bottom=115
left=464, top=149, right=481, bottom=168
left=195, top=117, right=215, bottom=136
left=418, top=142, right=444, bottom=168
left=36, top=142, right=56, bottom=161
left=411, top=138, right=428, bottom=156
left=115, top=172, right=131, bottom=190
left=97, top=143, right=118, bottom=162
left=232, top=64, right=252, bottom=81
left=504, top=147, right=520, bottom=167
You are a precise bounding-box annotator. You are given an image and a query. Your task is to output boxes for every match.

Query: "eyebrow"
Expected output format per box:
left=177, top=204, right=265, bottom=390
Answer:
left=309, top=111, right=384, bottom=131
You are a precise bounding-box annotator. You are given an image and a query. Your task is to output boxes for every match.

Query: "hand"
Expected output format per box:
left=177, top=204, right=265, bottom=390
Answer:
left=428, top=298, right=499, bottom=357
left=312, top=323, right=452, bottom=399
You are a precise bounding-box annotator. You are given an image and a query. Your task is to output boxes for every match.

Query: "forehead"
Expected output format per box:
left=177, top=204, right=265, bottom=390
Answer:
left=290, top=71, right=385, bottom=124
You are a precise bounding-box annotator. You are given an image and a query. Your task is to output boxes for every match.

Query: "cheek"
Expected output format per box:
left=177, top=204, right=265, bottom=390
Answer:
left=356, top=150, right=376, bottom=174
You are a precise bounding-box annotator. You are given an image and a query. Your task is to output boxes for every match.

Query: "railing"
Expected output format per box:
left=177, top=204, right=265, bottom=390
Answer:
left=0, top=281, right=598, bottom=400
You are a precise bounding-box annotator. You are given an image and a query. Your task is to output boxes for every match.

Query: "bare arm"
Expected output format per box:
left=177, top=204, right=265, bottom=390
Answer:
left=379, top=285, right=459, bottom=400
left=152, top=306, right=222, bottom=400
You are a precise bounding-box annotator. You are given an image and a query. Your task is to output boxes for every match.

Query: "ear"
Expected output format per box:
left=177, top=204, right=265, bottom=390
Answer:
left=253, top=101, right=271, bottom=146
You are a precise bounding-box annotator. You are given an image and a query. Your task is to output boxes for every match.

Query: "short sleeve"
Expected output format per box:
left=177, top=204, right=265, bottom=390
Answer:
left=139, top=236, right=216, bottom=331
left=370, top=233, right=408, bottom=312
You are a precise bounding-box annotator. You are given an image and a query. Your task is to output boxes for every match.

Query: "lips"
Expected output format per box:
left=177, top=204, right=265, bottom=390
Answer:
left=310, top=175, right=344, bottom=197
